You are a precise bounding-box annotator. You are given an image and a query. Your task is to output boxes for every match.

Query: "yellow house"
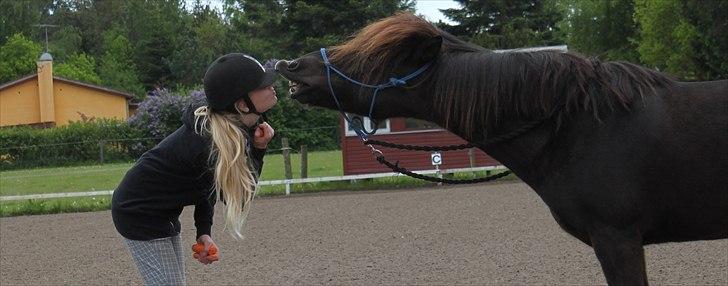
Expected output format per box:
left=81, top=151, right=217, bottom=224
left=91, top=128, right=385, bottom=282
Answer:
left=0, top=52, right=133, bottom=127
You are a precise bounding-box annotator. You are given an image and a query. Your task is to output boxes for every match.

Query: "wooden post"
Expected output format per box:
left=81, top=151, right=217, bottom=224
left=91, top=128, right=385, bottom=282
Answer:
left=468, top=147, right=476, bottom=176
left=300, top=145, right=308, bottom=179
left=99, top=140, right=105, bottom=163
left=282, top=138, right=292, bottom=195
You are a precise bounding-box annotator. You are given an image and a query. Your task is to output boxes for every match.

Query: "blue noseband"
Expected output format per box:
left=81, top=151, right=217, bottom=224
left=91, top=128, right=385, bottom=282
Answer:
left=319, top=47, right=432, bottom=140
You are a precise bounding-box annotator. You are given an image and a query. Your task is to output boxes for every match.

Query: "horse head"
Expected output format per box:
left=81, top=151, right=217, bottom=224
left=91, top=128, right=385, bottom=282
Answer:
left=276, top=13, right=457, bottom=122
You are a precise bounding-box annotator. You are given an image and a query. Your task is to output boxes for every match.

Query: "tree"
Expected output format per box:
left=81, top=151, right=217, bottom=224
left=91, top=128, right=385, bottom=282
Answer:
left=0, top=33, right=43, bottom=83
left=440, top=0, right=562, bottom=49
left=555, top=0, right=639, bottom=62
left=49, top=26, right=83, bottom=62
left=682, top=0, right=728, bottom=80
left=126, top=0, right=187, bottom=90
left=223, top=0, right=414, bottom=59
left=0, top=0, right=54, bottom=45
left=55, top=53, right=102, bottom=84
left=168, top=0, right=229, bottom=87
left=634, top=0, right=699, bottom=80
left=280, top=0, right=415, bottom=57
left=99, top=28, right=145, bottom=98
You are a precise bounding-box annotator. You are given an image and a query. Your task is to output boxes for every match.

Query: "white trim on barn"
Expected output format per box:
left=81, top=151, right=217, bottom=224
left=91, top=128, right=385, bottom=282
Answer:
left=343, top=113, right=391, bottom=136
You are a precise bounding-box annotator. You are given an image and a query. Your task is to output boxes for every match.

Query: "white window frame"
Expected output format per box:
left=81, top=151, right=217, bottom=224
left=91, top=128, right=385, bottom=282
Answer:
left=343, top=114, right=390, bottom=136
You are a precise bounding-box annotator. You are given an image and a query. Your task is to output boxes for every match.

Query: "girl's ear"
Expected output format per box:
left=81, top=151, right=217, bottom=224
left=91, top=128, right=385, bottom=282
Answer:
left=235, top=99, right=250, bottom=113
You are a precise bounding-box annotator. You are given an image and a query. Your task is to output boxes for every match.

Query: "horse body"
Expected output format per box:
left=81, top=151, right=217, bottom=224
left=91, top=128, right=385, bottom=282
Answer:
left=478, top=80, right=728, bottom=246
left=277, top=13, right=727, bottom=285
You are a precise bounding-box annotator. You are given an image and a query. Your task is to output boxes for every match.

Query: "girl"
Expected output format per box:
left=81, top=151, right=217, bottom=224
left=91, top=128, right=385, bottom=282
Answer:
left=112, top=53, right=278, bottom=285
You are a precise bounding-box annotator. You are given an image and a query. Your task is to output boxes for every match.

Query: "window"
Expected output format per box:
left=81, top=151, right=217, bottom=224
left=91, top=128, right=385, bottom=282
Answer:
left=344, top=114, right=390, bottom=136
left=404, top=118, right=441, bottom=131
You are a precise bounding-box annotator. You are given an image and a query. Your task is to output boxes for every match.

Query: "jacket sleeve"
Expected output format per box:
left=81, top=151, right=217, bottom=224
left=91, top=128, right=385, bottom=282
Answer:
left=249, top=147, right=266, bottom=179
left=194, top=188, right=215, bottom=239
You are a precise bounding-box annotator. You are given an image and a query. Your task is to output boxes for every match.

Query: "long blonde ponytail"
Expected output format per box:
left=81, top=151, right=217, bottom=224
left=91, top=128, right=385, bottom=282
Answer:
left=193, top=106, right=258, bottom=239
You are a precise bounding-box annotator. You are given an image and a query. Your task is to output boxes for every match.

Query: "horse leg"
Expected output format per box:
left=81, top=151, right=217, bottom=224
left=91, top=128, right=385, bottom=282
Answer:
left=590, top=226, right=648, bottom=286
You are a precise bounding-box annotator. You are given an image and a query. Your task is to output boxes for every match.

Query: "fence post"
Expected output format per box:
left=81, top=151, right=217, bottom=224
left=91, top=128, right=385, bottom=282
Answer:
left=99, top=140, right=105, bottom=164
left=300, top=145, right=308, bottom=179
left=282, top=137, right=292, bottom=195
left=468, top=147, right=476, bottom=176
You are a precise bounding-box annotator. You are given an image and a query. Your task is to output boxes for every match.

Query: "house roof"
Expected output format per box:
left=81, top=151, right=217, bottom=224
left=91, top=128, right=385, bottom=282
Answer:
left=0, top=74, right=134, bottom=99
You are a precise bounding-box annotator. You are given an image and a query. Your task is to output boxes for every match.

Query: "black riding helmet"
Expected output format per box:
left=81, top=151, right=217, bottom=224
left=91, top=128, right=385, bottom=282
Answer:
left=203, top=53, right=277, bottom=114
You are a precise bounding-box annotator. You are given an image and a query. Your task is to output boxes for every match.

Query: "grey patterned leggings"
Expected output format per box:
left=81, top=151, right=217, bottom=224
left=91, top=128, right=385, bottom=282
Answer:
left=124, top=235, right=186, bottom=286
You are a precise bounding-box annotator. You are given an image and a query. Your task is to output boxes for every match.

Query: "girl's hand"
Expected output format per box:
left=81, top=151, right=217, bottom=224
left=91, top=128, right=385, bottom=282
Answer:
left=253, top=122, right=274, bottom=149
left=192, top=235, right=219, bottom=265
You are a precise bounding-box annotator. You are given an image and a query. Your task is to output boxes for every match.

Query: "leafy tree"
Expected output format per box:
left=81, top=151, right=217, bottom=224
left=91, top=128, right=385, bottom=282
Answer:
left=280, top=0, right=415, bottom=56
left=126, top=0, right=187, bottom=90
left=0, top=0, right=54, bottom=44
left=48, top=26, right=83, bottom=62
left=555, top=0, right=639, bottom=62
left=682, top=0, right=728, bottom=80
left=55, top=53, right=102, bottom=84
left=634, top=0, right=699, bottom=80
left=168, top=1, right=229, bottom=87
left=223, top=0, right=286, bottom=59
left=0, top=33, right=43, bottom=83
left=99, top=28, right=145, bottom=98
left=440, top=0, right=562, bottom=49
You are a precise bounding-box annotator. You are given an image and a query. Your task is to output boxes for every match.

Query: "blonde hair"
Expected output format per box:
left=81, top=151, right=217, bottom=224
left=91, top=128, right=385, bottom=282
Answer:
left=193, top=106, right=258, bottom=239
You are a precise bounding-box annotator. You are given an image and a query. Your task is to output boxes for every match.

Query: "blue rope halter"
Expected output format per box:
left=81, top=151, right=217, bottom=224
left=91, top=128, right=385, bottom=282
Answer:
left=320, top=48, right=432, bottom=141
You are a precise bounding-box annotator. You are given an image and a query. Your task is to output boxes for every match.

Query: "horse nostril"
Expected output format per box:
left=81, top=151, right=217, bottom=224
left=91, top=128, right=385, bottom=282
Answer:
left=274, top=60, right=288, bottom=71
left=287, top=60, right=300, bottom=71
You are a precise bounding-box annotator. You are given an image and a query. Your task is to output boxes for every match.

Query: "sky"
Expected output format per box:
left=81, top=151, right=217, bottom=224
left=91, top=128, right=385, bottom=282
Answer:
left=189, top=0, right=461, bottom=24
left=414, top=0, right=460, bottom=24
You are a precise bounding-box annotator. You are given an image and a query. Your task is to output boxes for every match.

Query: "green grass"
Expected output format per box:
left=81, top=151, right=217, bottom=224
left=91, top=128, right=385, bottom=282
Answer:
left=0, top=149, right=515, bottom=217
left=258, top=150, right=342, bottom=180
left=0, top=163, right=134, bottom=196
left=0, top=171, right=515, bottom=217
left=0, top=196, right=112, bottom=217
left=0, top=150, right=342, bottom=196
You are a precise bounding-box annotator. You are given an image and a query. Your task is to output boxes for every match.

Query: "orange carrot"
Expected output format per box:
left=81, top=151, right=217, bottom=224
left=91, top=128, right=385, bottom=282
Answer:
left=192, top=243, right=204, bottom=254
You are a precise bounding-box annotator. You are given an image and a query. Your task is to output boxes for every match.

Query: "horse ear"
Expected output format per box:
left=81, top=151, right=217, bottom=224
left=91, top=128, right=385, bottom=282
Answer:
left=411, top=35, right=442, bottom=63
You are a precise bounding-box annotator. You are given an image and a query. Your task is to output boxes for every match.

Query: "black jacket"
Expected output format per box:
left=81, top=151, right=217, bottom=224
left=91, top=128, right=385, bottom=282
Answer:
left=111, top=103, right=265, bottom=240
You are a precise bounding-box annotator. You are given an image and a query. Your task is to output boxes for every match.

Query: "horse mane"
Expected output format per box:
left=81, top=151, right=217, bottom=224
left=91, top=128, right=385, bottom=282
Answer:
left=330, top=12, right=482, bottom=84
left=433, top=51, right=676, bottom=139
left=331, top=12, right=676, bottom=140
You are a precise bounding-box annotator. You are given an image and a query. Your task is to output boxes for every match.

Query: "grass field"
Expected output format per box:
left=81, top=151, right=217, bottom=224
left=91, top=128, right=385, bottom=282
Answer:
left=0, top=150, right=342, bottom=196
left=0, top=150, right=514, bottom=217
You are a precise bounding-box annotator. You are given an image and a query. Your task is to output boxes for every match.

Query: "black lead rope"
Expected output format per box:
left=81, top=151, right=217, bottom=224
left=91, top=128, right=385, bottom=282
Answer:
left=364, top=119, right=547, bottom=184
left=375, top=155, right=512, bottom=184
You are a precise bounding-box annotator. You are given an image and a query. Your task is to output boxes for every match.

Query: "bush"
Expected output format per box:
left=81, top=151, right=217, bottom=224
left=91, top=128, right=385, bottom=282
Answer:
left=0, top=119, right=153, bottom=170
left=127, top=88, right=205, bottom=138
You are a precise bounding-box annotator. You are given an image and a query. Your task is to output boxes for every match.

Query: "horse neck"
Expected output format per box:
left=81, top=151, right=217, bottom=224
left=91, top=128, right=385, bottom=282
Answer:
left=444, top=117, right=562, bottom=187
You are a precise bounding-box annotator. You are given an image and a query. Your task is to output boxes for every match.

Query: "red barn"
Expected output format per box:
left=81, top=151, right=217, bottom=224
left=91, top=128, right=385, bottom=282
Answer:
left=340, top=116, right=500, bottom=175
left=339, top=46, right=567, bottom=175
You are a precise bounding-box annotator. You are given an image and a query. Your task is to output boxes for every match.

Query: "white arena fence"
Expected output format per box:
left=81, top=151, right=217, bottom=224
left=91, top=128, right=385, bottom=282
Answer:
left=0, top=165, right=508, bottom=201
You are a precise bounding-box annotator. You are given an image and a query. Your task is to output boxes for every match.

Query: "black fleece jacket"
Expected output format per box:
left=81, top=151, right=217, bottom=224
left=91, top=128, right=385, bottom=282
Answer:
left=111, top=103, right=265, bottom=240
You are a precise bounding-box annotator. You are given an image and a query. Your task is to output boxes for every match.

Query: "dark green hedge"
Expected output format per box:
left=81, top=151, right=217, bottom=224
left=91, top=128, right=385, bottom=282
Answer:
left=0, top=119, right=158, bottom=170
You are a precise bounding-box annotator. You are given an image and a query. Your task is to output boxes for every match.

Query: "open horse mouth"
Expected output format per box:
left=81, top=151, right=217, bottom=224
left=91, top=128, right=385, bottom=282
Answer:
left=286, top=80, right=312, bottom=98
left=275, top=59, right=322, bottom=103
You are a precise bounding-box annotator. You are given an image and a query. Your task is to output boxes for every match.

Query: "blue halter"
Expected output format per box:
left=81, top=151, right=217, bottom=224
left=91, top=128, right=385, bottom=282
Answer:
left=320, top=48, right=432, bottom=140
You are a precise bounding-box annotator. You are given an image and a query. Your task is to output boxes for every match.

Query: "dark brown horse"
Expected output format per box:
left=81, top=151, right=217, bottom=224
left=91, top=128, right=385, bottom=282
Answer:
left=276, top=13, right=728, bottom=285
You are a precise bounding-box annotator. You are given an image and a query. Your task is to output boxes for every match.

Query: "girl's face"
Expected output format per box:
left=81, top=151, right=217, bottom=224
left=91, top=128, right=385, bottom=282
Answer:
left=236, top=85, right=278, bottom=113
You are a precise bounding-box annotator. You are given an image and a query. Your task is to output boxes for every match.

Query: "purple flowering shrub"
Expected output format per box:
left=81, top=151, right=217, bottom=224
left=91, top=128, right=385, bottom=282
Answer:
left=128, top=88, right=206, bottom=138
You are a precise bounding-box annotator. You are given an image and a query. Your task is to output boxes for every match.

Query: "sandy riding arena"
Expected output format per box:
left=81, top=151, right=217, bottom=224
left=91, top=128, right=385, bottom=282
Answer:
left=1, top=182, right=726, bottom=285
